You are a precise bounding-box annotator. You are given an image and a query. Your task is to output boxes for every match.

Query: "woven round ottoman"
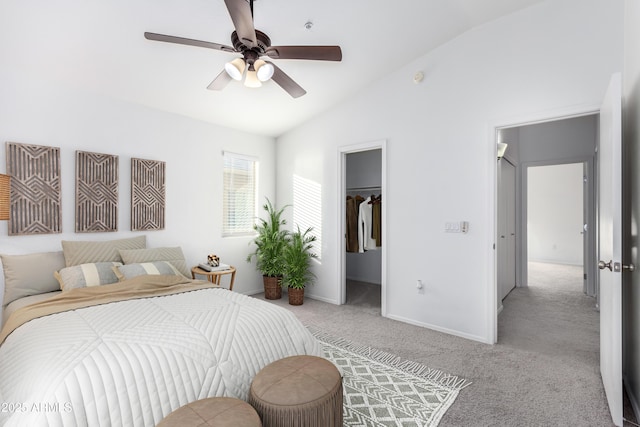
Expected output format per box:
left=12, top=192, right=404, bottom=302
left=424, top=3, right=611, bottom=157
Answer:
left=158, top=397, right=262, bottom=427
left=249, top=355, right=343, bottom=427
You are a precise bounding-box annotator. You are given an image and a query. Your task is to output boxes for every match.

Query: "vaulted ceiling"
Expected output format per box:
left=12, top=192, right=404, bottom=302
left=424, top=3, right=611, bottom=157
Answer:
left=1, top=0, right=546, bottom=136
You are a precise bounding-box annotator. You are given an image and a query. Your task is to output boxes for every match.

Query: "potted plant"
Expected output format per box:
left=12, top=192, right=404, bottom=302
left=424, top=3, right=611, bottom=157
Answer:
left=246, top=198, right=289, bottom=299
left=282, top=226, right=318, bottom=305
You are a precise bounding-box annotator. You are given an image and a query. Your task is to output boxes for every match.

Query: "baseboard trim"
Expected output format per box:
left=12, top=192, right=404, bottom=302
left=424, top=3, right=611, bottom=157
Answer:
left=245, top=288, right=340, bottom=305
left=241, top=289, right=264, bottom=296
left=386, top=313, right=489, bottom=344
left=305, top=294, right=340, bottom=305
left=346, top=276, right=382, bottom=285
left=624, top=376, right=640, bottom=423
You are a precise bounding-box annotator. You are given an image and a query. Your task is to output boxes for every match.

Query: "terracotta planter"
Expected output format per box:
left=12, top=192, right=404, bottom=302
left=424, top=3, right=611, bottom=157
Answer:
left=288, top=287, right=304, bottom=306
left=263, top=276, right=282, bottom=300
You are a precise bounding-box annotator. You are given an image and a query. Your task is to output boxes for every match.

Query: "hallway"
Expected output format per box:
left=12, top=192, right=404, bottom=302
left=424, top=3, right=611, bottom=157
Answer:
left=498, top=261, right=598, bottom=364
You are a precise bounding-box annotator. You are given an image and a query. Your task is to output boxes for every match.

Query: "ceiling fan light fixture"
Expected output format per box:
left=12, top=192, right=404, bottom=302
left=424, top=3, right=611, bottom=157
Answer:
left=244, top=70, right=262, bottom=88
left=224, top=58, right=246, bottom=81
left=254, top=60, right=275, bottom=82
left=143, top=0, right=342, bottom=98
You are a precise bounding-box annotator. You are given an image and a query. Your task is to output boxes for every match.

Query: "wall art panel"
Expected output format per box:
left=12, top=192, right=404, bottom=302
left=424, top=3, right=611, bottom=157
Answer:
left=6, top=142, right=62, bottom=235
left=131, top=158, right=165, bottom=231
left=75, top=151, right=119, bottom=233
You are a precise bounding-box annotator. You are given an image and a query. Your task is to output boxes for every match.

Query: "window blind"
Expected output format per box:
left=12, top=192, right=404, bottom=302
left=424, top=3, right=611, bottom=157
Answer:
left=222, top=152, right=258, bottom=236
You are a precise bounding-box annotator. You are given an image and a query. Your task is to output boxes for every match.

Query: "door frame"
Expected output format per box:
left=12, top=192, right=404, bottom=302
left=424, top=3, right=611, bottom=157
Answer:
left=338, top=140, right=387, bottom=316
left=488, top=104, right=600, bottom=344
left=520, top=157, right=595, bottom=289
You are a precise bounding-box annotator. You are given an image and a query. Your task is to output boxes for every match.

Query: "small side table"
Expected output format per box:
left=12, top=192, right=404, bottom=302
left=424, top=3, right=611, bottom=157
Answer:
left=191, top=265, right=236, bottom=291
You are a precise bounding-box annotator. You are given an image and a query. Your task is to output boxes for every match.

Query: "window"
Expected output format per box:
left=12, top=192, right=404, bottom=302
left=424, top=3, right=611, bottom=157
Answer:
left=223, top=152, right=258, bottom=236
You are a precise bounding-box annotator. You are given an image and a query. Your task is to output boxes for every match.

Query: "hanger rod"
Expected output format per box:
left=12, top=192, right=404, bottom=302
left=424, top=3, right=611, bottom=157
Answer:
left=346, top=185, right=381, bottom=192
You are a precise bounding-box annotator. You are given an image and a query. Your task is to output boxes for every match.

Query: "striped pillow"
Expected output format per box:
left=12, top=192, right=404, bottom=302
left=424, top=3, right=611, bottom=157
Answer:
left=118, top=247, right=189, bottom=277
left=55, top=262, right=123, bottom=291
left=113, top=261, right=184, bottom=281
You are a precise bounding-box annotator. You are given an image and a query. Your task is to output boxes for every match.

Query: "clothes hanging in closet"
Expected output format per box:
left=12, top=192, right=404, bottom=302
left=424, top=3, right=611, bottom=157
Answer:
left=346, top=193, right=381, bottom=253
left=371, top=195, right=381, bottom=247
left=346, top=195, right=364, bottom=252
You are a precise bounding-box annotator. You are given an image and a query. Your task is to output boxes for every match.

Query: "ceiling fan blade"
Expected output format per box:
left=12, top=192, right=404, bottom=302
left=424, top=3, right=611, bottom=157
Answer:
left=269, top=62, right=306, bottom=98
left=224, top=0, right=257, bottom=48
left=144, top=32, right=235, bottom=53
left=265, top=46, right=342, bottom=61
left=207, top=70, right=233, bottom=91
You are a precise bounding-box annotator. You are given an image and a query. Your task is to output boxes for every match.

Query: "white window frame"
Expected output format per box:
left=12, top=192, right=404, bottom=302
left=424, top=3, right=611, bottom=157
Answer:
left=222, top=151, right=259, bottom=237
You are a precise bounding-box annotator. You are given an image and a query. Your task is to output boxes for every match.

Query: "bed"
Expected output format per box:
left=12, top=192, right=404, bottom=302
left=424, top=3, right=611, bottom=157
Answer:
left=0, top=237, right=321, bottom=426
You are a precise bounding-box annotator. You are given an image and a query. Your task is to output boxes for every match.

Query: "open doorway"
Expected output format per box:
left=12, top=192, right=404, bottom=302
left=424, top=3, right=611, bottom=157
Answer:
left=502, top=162, right=595, bottom=354
left=338, top=141, right=387, bottom=316
left=495, top=114, right=598, bottom=346
left=527, top=162, right=585, bottom=282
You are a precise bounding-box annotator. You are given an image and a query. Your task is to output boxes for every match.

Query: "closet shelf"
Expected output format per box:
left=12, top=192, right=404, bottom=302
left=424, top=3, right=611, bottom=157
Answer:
left=346, top=185, right=381, bottom=192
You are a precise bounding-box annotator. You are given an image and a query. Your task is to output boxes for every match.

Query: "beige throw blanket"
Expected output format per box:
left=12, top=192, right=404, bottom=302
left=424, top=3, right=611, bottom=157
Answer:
left=0, top=274, right=218, bottom=345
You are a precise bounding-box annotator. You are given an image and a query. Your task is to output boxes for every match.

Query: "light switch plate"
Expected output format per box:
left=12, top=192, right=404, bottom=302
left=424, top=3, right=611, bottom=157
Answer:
left=445, top=221, right=469, bottom=233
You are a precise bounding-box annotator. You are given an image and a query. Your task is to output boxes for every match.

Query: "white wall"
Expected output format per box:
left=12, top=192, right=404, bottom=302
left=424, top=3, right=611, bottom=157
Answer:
left=0, top=67, right=276, bottom=301
left=276, top=0, right=623, bottom=342
left=623, top=0, right=640, bottom=418
left=527, top=163, right=584, bottom=265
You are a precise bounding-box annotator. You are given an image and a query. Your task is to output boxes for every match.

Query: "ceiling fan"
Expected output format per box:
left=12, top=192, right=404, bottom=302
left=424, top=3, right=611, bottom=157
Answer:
left=144, top=0, right=342, bottom=98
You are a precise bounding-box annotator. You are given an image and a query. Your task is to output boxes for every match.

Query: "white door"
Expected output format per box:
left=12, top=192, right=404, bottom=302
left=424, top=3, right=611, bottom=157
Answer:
left=598, top=72, right=623, bottom=427
left=583, top=163, right=588, bottom=293
left=506, top=162, right=516, bottom=294
left=497, top=159, right=516, bottom=301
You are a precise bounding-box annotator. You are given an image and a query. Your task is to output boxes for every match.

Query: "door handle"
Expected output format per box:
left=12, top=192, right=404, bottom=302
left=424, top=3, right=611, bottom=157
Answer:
left=598, top=260, right=612, bottom=271
left=599, top=260, right=636, bottom=272
left=613, top=262, right=635, bottom=272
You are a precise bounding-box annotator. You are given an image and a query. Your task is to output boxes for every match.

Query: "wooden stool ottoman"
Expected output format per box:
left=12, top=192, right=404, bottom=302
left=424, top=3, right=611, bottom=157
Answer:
left=248, top=355, right=343, bottom=427
left=158, top=397, right=261, bottom=427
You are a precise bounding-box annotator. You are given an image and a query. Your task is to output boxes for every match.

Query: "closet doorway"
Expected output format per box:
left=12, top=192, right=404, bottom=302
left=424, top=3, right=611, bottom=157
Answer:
left=338, top=141, right=387, bottom=316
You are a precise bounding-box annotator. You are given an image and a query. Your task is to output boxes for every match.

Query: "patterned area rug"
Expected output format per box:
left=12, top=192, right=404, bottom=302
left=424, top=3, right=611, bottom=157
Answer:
left=312, top=330, right=471, bottom=427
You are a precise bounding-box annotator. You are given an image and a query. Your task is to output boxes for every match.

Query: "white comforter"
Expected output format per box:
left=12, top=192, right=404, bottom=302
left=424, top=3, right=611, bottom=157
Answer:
left=0, top=288, right=321, bottom=426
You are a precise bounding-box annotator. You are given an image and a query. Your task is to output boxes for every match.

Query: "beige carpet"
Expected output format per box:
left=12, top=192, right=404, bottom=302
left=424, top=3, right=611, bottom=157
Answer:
left=258, top=263, right=638, bottom=426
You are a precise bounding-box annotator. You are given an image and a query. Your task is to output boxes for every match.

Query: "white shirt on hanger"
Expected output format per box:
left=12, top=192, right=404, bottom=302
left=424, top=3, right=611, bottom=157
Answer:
left=358, top=196, right=378, bottom=252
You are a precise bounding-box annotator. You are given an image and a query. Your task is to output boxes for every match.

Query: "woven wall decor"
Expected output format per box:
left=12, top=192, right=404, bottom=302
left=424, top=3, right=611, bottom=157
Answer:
left=75, top=151, right=119, bottom=233
left=0, top=174, right=10, bottom=221
left=131, top=158, right=165, bottom=231
left=6, top=142, right=62, bottom=235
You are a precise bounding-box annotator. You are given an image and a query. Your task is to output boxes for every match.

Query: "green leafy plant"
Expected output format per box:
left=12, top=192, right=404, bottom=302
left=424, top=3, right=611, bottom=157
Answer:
left=246, top=198, right=290, bottom=278
left=282, top=226, right=318, bottom=289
